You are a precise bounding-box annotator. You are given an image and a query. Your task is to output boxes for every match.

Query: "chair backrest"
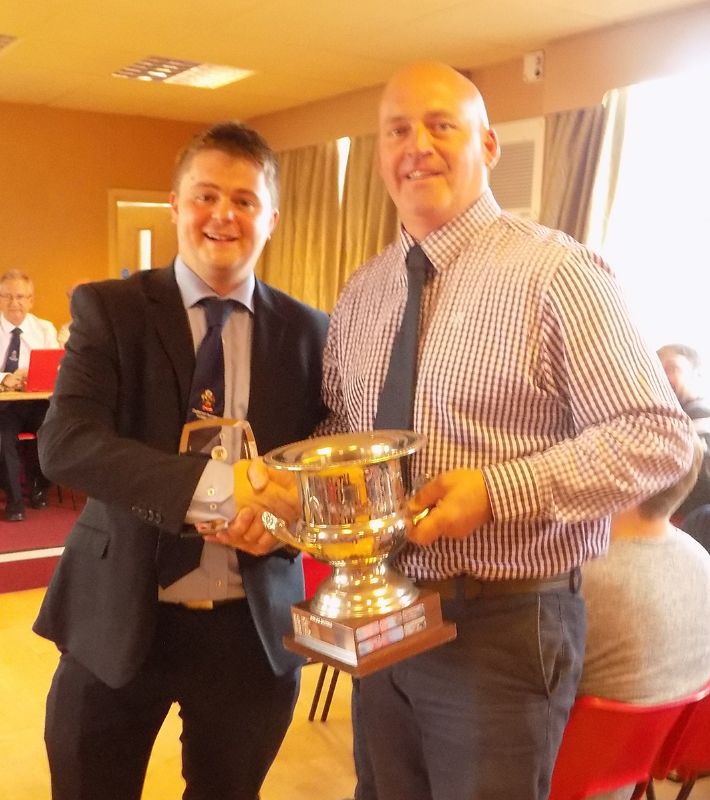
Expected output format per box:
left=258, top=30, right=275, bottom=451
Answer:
left=652, top=682, right=710, bottom=783
left=302, top=553, right=332, bottom=600
left=549, top=688, right=708, bottom=800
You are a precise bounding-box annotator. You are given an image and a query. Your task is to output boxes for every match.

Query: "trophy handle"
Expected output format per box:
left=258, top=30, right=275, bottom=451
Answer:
left=179, top=417, right=259, bottom=459
left=410, top=473, right=431, bottom=526
left=236, top=420, right=259, bottom=459
left=262, top=511, right=307, bottom=551
left=412, top=507, right=430, bottom=525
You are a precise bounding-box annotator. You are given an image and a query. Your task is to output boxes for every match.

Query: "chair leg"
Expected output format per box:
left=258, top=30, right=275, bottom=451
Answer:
left=676, top=778, right=697, bottom=800
left=308, top=664, right=328, bottom=722
left=633, top=781, right=649, bottom=800
left=320, top=668, right=340, bottom=722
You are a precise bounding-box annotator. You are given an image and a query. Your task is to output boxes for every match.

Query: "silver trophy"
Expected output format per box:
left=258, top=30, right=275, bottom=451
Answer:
left=262, top=430, right=456, bottom=675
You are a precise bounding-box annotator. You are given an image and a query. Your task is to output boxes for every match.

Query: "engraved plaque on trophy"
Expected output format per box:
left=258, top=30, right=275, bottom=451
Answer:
left=261, top=430, right=457, bottom=677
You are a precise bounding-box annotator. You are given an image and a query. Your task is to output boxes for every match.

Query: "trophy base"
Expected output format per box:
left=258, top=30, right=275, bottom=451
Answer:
left=284, top=590, right=457, bottom=677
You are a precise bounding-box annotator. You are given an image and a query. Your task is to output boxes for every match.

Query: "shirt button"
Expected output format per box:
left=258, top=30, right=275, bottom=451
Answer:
left=207, top=487, right=216, bottom=497
left=209, top=503, right=217, bottom=511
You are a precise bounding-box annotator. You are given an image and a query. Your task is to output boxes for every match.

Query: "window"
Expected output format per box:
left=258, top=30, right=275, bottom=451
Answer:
left=588, top=67, right=710, bottom=363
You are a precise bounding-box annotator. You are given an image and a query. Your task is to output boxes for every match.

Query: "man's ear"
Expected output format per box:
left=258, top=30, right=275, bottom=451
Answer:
left=169, top=191, right=178, bottom=223
left=484, top=128, right=501, bottom=171
left=269, top=209, right=280, bottom=236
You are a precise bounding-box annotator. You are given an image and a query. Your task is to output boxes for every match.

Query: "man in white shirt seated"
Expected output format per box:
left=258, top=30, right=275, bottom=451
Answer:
left=0, top=269, right=60, bottom=521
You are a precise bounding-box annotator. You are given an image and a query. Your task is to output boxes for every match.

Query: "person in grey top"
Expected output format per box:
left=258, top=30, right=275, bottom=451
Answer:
left=580, top=434, right=710, bottom=800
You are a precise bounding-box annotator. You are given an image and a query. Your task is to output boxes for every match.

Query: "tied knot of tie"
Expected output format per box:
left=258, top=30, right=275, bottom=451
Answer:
left=405, top=244, right=430, bottom=283
left=374, top=244, right=432, bottom=431
left=200, top=296, right=232, bottom=329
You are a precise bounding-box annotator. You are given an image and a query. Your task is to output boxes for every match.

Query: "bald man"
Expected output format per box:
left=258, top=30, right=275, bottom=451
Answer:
left=320, top=62, right=694, bottom=800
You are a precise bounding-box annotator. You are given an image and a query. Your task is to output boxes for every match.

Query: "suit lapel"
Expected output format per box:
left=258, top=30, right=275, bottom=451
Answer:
left=248, top=281, right=286, bottom=448
left=145, top=266, right=194, bottom=415
left=144, top=272, right=290, bottom=446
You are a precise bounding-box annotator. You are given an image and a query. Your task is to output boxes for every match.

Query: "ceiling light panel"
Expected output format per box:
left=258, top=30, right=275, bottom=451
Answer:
left=112, top=55, right=253, bottom=89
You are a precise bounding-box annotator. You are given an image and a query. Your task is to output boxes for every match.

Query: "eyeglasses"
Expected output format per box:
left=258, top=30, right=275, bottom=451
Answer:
left=0, top=293, right=32, bottom=302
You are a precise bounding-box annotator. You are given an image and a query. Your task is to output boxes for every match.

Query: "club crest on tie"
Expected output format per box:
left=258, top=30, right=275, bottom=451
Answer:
left=199, top=387, right=216, bottom=415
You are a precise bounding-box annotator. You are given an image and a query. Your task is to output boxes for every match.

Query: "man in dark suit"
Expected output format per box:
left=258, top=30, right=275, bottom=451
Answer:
left=33, top=122, right=328, bottom=800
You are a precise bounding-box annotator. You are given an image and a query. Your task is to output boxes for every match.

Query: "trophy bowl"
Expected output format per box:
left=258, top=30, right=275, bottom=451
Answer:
left=262, top=429, right=426, bottom=620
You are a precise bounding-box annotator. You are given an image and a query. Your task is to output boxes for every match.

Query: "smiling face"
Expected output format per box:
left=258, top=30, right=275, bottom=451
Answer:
left=378, top=62, right=500, bottom=240
left=169, top=149, right=279, bottom=293
left=0, top=276, right=34, bottom=326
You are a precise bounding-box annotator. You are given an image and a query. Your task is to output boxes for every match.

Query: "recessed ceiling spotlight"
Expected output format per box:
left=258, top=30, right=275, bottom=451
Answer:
left=112, top=56, right=253, bottom=89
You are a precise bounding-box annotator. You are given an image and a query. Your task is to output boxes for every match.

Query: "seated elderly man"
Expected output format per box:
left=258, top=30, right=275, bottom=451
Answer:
left=0, top=269, right=60, bottom=521
left=579, top=435, right=710, bottom=799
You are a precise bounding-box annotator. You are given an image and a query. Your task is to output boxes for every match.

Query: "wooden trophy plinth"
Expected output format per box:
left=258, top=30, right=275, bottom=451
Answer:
left=283, top=589, right=457, bottom=677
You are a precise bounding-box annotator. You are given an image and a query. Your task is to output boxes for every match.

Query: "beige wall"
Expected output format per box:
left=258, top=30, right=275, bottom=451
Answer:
left=0, top=103, right=199, bottom=326
left=251, top=2, right=710, bottom=148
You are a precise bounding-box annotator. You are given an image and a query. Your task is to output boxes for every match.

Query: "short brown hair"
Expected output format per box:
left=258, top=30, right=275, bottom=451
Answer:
left=172, top=121, right=279, bottom=207
left=638, top=435, right=705, bottom=518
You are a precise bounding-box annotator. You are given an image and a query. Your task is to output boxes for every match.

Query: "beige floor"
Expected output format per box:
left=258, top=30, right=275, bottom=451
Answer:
left=0, top=587, right=356, bottom=800
left=1, top=587, right=708, bottom=800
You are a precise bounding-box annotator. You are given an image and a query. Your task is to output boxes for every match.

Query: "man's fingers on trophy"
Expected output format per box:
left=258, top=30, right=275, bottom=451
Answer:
left=407, top=506, right=445, bottom=545
left=267, top=467, right=297, bottom=491
left=233, top=505, right=256, bottom=532
left=243, top=526, right=280, bottom=552
left=247, top=459, right=269, bottom=492
left=409, top=475, right=444, bottom=514
left=195, top=518, right=229, bottom=536
left=206, top=507, right=254, bottom=543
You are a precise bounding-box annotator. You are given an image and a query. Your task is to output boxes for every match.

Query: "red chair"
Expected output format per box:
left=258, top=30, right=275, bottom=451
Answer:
left=549, top=687, right=710, bottom=800
left=16, top=431, right=77, bottom=509
left=303, top=552, right=332, bottom=600
left=647, top=683, right=710, bottom=800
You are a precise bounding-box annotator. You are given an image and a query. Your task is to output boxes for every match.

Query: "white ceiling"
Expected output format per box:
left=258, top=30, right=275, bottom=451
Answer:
left=0, top=0, right=703, bottom=123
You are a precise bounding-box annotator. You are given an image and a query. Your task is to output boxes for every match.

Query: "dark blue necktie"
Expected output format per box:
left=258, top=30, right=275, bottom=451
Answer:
left=156, top=298, right=234, bottom=588
left=3, top=327, right=21, bottom=373
left=374, top=245, right=430, bottom=430
left=187, top=298, right=233, bottom=421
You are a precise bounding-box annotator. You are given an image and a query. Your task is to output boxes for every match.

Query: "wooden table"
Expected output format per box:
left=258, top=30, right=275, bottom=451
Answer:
left=0, top=391, right=52, bottom=401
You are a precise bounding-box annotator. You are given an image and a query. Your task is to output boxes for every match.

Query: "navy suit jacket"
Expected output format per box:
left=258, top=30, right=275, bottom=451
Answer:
left=33, top=265, right=328, bottom=688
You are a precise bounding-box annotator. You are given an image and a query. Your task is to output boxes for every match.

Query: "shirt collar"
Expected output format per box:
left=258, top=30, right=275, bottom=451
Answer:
left=173, top=256, right=255, bottom=313
left=0, top=313, right=26, bottom=334
left=398, top=188, right=502, bottom=272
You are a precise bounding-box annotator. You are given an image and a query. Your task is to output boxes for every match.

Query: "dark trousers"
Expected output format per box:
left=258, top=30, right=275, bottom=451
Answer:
left=352, top=678, right=379, bottom=800
left=358, top=588, right=586, bottom=800
left=0, top=399, right=49, bottom=503
left=44, top=600, right=299, bottom=800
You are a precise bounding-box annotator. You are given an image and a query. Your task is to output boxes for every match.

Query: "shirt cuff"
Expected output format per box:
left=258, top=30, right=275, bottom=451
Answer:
left=483, top=457, right=543, bottom=522
left=186, top=459, right=236, bottom=524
